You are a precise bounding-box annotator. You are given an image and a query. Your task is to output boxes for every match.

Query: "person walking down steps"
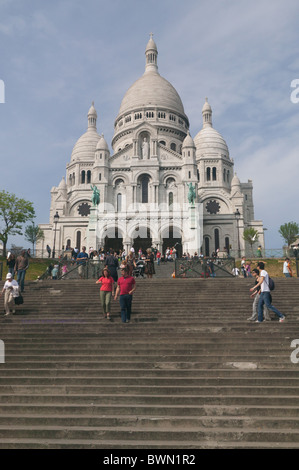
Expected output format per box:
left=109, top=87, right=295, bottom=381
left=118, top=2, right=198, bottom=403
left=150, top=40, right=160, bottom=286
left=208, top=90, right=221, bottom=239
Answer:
left=114, top=266, right=136, bottom=323
left=0, top=273, right=19, bottom=316
left=96, top=267, right=115, bottom=320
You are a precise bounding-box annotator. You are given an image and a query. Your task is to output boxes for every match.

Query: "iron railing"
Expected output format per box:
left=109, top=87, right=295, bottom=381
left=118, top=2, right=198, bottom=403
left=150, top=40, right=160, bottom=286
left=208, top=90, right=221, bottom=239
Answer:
left=175, top=257, right=235, bottom=278
left=39, top=259, right=107, bottom=281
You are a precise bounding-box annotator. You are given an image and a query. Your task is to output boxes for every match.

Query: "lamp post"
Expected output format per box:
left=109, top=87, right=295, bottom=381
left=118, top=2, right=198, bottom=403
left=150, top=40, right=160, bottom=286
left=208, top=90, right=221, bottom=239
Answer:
left=263, top=228, right=267, bottom=257
left=52, top=211, right=60, bottom=259
left=234, top=209, right=241, bottom=258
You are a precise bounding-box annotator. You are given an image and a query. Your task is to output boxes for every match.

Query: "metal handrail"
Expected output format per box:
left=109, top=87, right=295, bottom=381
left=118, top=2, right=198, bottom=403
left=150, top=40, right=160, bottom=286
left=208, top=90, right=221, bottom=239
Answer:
left=39, top=258, right=107, bottom=280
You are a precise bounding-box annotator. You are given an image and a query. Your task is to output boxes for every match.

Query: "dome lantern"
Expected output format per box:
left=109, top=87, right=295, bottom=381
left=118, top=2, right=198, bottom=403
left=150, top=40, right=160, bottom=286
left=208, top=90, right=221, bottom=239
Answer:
left=145, top=33, right=158, bottom=74
left=88, top=101, right=97, bottom=130
left=202, top=97, right=212, bottom=128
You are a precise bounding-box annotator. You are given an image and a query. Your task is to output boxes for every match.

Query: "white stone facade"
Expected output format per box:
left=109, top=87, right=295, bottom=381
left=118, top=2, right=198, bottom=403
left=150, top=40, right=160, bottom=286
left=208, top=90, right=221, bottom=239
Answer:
left=37, top=35, right=264, bottom=258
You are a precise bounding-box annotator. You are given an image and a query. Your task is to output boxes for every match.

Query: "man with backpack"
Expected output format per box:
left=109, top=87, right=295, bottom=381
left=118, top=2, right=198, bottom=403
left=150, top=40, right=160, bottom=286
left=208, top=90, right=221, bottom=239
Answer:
left=250, top=262, right=285, bottom=323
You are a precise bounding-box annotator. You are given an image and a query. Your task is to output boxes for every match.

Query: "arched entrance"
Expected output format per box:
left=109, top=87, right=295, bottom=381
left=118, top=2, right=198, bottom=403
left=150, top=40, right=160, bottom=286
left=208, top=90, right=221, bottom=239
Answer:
left=103, top=227, right=123, bottom=254
left=162, top=226, right=182, bottom=257
left=133, top=227, right=152, bottom=256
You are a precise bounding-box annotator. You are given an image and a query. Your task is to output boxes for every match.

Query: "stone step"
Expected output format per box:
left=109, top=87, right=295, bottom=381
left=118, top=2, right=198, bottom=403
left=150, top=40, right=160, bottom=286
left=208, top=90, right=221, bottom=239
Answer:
left=0, top=385, right=299, bottom=396
left=1, top=377, right=299, bottom=386
left=1, top=403, right=299, bottom=418
left=0, top=368, right=298, bottom=378
left=0, top=438, right=298, bottom=449
left=0, top=394, right=299, bottom=406
left=0, top=277, right=298, bottom=448
left=0, top=425, right=298, bottom=444
left=0, top=414, right=298, bottom=430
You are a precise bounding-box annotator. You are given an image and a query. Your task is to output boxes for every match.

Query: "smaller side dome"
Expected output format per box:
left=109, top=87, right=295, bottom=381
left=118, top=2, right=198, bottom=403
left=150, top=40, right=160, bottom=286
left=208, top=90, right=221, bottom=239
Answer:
left=182, top=132, right=195, bottom=148
left=231, top=172, right=241, bottom=187
left=70, top=104, right=101, bottom=162
left=58, top=176, right=67, bottom=190
left=194, top=99, right=229, bottom=156
left=96, top=134, right=109, bottom=151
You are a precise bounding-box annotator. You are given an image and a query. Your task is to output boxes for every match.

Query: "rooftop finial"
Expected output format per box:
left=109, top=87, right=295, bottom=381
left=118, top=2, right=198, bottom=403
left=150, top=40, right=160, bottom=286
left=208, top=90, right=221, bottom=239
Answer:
left=145, top=34, right=158, bottom=74
left=202, top=98, right=212, bottom=128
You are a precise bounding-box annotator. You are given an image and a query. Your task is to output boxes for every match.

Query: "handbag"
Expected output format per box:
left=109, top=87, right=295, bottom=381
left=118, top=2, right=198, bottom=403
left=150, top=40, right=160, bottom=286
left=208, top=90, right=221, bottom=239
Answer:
left=14, top=294, right=24, bottom=305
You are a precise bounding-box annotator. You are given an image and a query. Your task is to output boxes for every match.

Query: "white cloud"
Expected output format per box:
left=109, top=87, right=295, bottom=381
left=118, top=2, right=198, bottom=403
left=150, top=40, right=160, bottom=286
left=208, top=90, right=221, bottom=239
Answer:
left=1, top=0, right=299, bottom=250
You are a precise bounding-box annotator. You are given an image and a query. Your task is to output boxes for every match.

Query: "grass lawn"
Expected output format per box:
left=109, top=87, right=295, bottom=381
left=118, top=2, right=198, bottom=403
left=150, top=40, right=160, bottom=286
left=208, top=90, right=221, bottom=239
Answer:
left=1, top=256, right=297, bottom=280
left=0, top=257, right=54, bottom=281
left=235, top=257, right=297, bottom=278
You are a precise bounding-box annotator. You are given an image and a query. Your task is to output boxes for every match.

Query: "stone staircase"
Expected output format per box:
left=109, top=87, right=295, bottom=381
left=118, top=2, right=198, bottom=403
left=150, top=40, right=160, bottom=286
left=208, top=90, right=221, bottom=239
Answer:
left=0, top=277, right=298, bottom=449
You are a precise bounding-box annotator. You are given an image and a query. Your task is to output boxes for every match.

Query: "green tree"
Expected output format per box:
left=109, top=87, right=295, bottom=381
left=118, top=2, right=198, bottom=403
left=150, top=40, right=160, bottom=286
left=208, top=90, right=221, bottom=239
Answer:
left=25, top=222, right=44, bottom=256
left=0, top=190, right=35, bottom=257
left=278, top=222, right=299, bottom=247
left=243, top=227, right=259, bottom=256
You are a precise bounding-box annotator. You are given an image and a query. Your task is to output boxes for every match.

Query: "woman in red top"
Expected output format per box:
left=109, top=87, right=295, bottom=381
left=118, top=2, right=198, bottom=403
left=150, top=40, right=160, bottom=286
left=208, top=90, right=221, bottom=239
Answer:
left=96, top=267, right=115, bottom=320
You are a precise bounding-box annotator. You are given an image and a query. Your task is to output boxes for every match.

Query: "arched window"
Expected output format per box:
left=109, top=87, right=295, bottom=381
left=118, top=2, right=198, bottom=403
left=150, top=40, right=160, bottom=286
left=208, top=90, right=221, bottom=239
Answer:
left=87, top=170, right=91, bottom=184
left=225, top=237, right=230, bottom=253
left=212, top=167, right=217, bottom=181
left=170, top=143, right=176, bottom=151
left=72, top=173, right=75, bottom=185
left=205, top=237, right=210, bottom=257
left=117, top=193, right=122, bottom=212
left=115, top=178, right=124, bottom=187
left=197, top=169, right=200, bottom=181
left=166, top=177, right=175, bottom=188
left=141, top=175, right=149, bottom=203
left=81, top=171, right=85, bottom=184
left=159, top=140, right=166, bottom=146
left=223, top=168, right=226, bottom=182
left=99, top=173, right=101, bottom=181
left=214, top=228, right=219, bottom=251
left=76, top=231, right=81, bottom=250
left=227, top=170, right=230, bottom=183
left=168, top=192, right=173, bottom=208
left=207, top=167, right=211, bottom=181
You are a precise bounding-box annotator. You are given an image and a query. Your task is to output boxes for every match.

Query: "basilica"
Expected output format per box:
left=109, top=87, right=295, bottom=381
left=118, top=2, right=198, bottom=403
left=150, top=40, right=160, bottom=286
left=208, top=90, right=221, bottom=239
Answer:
left=37, top=35, right=264, bottom=258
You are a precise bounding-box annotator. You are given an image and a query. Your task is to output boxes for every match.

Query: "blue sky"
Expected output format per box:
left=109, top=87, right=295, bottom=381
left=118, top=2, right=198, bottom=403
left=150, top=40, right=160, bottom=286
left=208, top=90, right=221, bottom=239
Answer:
left=0, top=0, right=299, bottom=250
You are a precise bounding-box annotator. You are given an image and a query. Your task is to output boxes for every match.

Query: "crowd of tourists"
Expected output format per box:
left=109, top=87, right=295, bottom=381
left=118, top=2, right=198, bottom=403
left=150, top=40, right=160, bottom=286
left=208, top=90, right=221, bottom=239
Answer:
left=1, top=248, right=293, bottom=324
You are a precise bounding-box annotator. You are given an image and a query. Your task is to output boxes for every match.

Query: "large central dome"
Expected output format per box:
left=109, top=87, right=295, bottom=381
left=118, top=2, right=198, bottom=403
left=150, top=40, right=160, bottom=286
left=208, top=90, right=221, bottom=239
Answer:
left=118, top=72, right=186, bottom=117
left=116, top=35, right=187, bottom=119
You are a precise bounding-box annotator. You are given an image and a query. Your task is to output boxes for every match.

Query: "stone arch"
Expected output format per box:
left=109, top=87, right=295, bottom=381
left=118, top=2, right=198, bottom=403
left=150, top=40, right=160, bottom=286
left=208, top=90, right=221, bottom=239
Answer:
left=70, top=199, right=91, bottom=217
left=160, top=222, right=183, bottom=257
left=112, top=174, right=129, bottom=186
left=201, top=196, right=232, bottom=215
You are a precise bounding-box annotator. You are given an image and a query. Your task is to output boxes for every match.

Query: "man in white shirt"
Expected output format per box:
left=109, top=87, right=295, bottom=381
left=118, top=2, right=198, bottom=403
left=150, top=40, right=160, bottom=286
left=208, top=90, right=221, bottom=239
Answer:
left=283, top=258, right=292, bottom=278
left=250, top=262, right=285, bottom=323
left=0, top=273, right=19, bottom=316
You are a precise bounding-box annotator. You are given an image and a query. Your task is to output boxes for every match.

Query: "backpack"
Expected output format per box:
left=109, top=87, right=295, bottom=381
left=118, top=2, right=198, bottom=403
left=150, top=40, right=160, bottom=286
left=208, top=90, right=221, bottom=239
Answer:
left=268, top=277, right=275, bottom=291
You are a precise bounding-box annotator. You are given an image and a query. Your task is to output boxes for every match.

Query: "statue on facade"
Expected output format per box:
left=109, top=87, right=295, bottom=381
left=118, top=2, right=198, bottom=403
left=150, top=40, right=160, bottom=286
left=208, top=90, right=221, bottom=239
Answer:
left=91, top=185, right=100, bottom=206
left=186, top=182, right=196, bottom=205
left=142, top=137, right=149, bottom=159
